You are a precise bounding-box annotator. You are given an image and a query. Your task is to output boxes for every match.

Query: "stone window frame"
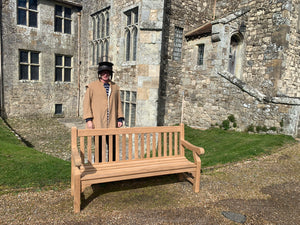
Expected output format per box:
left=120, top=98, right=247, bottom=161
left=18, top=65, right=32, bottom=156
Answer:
left=124, top=7, right=139, bottom=62
left=173, top=26, right=184, bottom=61
left=54, top=4, right=72, bottom=34
left=120, top=90, right=137, bottom=127
left=91, top=7, right=110, bottom=65
left=19, top=49, right=40, bottom=81
left=17, top=0, right=38, bottom=28
left=55, top=54, right=73, bottom=82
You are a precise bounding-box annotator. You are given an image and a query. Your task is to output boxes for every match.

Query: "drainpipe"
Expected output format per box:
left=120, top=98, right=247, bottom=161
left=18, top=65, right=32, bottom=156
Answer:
left=77, top=11, right=81, bottom=117
left=213, top=0, right=216, bottom=20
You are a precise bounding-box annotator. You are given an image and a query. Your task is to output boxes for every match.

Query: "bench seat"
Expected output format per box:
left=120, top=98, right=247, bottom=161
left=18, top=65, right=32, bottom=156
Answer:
left=80, top=157, right=196, bottom=188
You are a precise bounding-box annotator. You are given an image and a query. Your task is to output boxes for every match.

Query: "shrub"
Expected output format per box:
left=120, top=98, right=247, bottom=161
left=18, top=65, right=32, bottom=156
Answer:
left=247, top=124, right=255, bottom=132
left=228, top=114, right=236, bottom=123
left=222, top=120, right=230, bottom=130
left=256, top=126, right=262, bottom=133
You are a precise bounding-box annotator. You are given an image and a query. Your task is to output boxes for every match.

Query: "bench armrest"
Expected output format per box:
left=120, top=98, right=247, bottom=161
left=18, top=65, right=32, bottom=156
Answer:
left=72, top=146, right=82, bottom=167
left=181, top=139, right=205, bottom=155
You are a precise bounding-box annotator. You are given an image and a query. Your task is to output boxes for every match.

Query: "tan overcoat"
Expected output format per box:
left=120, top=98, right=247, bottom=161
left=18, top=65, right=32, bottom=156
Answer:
left=83, top=80, right=124, bottom=128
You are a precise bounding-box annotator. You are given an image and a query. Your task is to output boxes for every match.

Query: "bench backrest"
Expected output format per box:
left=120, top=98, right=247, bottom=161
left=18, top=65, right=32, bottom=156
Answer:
left=72, top=124, right=185, bottom=165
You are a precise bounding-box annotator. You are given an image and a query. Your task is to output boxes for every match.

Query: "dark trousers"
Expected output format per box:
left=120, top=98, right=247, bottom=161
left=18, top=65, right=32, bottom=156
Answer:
left=98, top=135, right=116, bottom=162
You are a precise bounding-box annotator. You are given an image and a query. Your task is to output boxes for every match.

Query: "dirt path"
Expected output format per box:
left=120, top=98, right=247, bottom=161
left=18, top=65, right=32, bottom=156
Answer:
left=1, top=118, right=299, bottom=224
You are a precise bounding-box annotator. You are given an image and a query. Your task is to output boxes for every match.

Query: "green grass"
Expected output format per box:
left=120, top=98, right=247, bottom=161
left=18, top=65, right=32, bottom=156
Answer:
left=184, top=125, right=296, bottom=168
left=0, top=119, right=296, bottom=193
left=0, top=119, right=70, bottom=193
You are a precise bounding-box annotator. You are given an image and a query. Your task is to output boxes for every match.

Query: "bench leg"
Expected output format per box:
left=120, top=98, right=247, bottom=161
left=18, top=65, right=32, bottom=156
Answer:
left=193, top=153, right=201, bottom=193
left=74, top=172, right=81, bottom=213
left=193, top=170, right=200, bottom=193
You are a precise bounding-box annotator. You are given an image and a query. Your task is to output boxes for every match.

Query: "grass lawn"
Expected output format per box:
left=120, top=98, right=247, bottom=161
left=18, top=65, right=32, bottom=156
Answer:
left=0, top=118, right=296, bottom=193
left=184, top=125, right=296, bottom=168
left=0, top=119, right=70, bottom=194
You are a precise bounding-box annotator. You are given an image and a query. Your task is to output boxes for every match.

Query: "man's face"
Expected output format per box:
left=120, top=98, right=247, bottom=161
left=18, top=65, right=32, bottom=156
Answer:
left=99, top=70, right=110, bottom=82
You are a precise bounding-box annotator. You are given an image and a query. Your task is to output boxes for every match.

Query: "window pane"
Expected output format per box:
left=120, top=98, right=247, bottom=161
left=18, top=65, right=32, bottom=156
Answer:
left=126, top=91, right=130, bottom=101
left=126, top=13, right=131, bottom=26
left=133, top=29, right=137, bottom=61
left=64, top=19, right=71, bottom=34
left=64, top=68, right=71, bottom=82
left=198, top=44, right=204, bottom=66
left=29, top=0, right=37, bottom=10
left=20, top=65, right=28, bottom=80
left=134, top=8, right=138, bottom=24
left=55, top=68, right=62, bottom=81
left=55, top=18, right=62, bottom=32
left=65, top=56, right=71, bottom=67
left=101, top=14, right=105, bottom=38
left=31, top=52, right=39, bottom=64
left=55, top=5, right=62, bottom=16
left=20, top=51, right=28, bottom=63
left=130, top=104, right=136, bottom=127
left=55, top=104, right=63, bottom=114
left=65, top=7, right=71, bottom=18
left=132, top=92, right=136, bottom=102
left=31, top=66, right=39, bottom=80
left=126, top=31, right=130, bottom=61
left=105, top=40, right=109, bottom=57
left=55, top=55, right=62, bottom=66
left=18, top=0, right=27, bottom=8
left=17, top=9, right=27, bottom=25
left=106, top=13, right=109, bottom=36
left=125, top=103, right=130, bottom=126
left=29, top=11, right=37, bottom=27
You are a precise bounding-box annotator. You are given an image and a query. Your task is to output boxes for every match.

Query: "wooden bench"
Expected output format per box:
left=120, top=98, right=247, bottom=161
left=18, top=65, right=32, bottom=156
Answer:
left=71, top=123, right=205, bottom=213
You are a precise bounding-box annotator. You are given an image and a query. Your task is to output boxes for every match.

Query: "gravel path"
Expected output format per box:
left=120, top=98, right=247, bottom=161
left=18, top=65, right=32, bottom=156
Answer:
left=1, top=118, right=299, bottom=224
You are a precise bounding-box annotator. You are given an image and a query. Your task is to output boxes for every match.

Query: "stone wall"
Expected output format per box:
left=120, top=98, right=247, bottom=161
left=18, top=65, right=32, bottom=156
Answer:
left=2, top=0, right=81, bottom=118
left=161, top=0, right=299, bottom=137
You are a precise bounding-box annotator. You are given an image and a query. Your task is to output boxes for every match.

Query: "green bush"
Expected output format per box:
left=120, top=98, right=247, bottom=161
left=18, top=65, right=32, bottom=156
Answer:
left=222, top=120, right=230, bottom=130
left=228, top=114, right=236, bottom=123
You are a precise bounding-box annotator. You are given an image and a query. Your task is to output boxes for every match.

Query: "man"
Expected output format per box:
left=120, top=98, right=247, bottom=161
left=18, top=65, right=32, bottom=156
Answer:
left=83, top=61, right=124, bottom=162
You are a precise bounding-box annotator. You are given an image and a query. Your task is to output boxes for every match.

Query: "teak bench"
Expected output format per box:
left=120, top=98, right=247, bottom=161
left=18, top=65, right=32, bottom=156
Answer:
left=71, top=123, right=205, bottom=213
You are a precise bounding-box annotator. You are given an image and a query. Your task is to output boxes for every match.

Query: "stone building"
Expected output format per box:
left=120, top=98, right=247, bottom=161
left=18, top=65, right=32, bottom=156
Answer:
left=0, top=0, right=299, bottom=137
left=0, top=0, right=82, bottom=118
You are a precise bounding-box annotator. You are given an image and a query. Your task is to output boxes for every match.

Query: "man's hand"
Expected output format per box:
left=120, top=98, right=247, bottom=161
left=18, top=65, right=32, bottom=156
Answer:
left=86, top=120, right=94, bottom=129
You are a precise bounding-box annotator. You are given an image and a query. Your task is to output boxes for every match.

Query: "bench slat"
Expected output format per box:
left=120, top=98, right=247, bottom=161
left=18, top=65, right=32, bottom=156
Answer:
left=116, top=135, right=120, bottom=162
left=128, top=134, right=132, bottom=160
left=87, top=136, right=92, bottom=164
left=134, top=134, right=139, bottom=159
left=80, top=136, right=85, bottom=164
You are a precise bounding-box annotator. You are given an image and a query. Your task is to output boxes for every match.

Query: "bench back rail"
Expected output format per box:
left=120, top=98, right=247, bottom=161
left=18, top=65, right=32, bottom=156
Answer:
left=72, top=125, right=185, bottom=166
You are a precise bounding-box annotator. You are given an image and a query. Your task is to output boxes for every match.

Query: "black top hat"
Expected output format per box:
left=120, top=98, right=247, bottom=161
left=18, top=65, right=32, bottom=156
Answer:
left=98, top=61, right=114, bottom=73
